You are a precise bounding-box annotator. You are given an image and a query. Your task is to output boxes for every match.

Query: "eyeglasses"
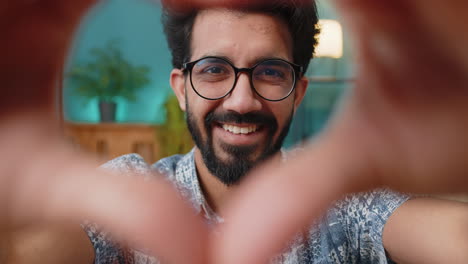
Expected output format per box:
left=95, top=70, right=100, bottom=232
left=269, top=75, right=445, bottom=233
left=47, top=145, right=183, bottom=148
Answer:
left=182, top=56, right=303, bottom=102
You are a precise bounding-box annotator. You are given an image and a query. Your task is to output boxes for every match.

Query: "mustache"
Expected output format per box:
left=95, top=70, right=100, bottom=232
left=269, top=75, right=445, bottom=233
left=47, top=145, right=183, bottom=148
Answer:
left=205, top=111, right=278, bottom=128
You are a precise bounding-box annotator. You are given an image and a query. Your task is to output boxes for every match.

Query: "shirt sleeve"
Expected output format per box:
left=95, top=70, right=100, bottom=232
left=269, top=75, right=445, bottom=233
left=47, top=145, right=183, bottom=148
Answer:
left=339, top=188, right=410, bottom=264
left=82, top=221, right=132, bottom=264
left=82, top=154, right=155, bottom=264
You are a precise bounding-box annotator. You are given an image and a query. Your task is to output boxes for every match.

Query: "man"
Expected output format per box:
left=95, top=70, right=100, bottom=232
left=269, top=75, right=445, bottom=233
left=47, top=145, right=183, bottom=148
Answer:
left=1, top=0, right=467, bottom=263
left=84, top=1, right=467, bottom=263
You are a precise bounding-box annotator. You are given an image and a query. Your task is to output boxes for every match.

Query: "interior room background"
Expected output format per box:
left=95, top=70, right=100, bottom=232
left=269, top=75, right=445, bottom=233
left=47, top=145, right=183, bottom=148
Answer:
left=62, top=0, right=353, bottom=161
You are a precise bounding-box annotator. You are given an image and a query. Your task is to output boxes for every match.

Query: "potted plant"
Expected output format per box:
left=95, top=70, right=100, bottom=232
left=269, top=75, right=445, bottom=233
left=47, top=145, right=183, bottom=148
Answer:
left=158, top=95, right=193, bottom=156
left=68, top=40, right=150, bottom=122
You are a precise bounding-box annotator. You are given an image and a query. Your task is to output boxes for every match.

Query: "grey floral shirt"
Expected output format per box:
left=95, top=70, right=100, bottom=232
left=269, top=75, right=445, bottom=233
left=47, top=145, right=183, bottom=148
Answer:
left=84, top=149, right=409, bottom=264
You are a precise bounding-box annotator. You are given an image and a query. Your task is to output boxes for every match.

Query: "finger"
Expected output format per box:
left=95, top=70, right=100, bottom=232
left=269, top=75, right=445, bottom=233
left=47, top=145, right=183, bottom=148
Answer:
left=214, top=134, right=375, bottom=264
left=159, top=0, right=310, bottom=13
left=406, top=0, right=468, bottom=70
left=333, top=0, right=467, bottom=96
left=330, top=0, right=468, bottom=191
left=0, top=115, right=208, bottom=264
left=53, top=160, right=209, bottom=264
left=0, top=0, right=97, bottom=113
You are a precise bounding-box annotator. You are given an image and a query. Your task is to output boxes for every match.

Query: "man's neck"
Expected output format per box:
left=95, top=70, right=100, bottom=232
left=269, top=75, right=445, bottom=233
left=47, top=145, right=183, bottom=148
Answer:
left=193, top=148, right=282, bottom=214
left=194, top=148, right=230, bottom=213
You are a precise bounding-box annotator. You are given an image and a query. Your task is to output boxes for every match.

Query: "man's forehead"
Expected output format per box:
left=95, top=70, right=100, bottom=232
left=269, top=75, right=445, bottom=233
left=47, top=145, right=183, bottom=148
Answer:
left=197, top=8, right=251, bottom=20
left=191, top=8, right=293, bottom=62
left=196, top=8, right=285, bottom=34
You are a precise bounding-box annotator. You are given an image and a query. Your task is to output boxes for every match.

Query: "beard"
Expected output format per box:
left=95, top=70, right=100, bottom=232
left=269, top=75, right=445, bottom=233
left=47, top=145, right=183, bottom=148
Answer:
left=186, top=103, right=293, bottom=186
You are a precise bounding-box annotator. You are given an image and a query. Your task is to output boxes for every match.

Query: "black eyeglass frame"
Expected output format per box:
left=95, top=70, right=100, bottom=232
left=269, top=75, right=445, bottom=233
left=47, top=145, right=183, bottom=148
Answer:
left=182, top=56, right=304, bottom=102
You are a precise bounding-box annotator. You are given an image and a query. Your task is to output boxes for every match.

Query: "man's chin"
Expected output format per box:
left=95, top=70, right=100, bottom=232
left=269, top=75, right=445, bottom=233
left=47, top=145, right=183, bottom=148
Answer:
left=201, top=139, right=282, bottom=186
left=216, top=141, right=261, bottom=161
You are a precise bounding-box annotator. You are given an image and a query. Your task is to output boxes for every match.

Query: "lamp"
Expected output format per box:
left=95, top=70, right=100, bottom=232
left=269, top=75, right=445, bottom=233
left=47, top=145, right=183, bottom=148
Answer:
left=315, top=19, right=343, bottom=59
left=311, top=19, right=344, bottom=81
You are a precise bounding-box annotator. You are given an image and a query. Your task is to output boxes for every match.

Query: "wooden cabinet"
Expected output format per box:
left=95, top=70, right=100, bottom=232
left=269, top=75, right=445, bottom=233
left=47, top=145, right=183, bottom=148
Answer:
left=64, top=122, right=161, bottom=163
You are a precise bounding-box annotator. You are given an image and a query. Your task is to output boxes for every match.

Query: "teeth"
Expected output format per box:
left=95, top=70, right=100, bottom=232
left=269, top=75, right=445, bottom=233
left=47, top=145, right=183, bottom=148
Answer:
left=222, top=124, right=258, bottom=135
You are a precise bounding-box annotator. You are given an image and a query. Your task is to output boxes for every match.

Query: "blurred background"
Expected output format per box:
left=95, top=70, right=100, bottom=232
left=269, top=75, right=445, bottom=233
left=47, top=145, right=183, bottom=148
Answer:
left=62, top=0, right=353, bottom=163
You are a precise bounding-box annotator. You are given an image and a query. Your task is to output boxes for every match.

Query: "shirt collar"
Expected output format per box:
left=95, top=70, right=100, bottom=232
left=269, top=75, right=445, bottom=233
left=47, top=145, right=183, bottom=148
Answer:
left=173, top=149, right=221, bottom=223
left=173, top=147, right=291, bottom=223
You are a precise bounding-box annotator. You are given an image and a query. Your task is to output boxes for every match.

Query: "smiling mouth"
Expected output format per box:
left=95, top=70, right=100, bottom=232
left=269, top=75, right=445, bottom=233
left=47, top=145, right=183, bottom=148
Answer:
left=221, top=123, right=260, bottom=135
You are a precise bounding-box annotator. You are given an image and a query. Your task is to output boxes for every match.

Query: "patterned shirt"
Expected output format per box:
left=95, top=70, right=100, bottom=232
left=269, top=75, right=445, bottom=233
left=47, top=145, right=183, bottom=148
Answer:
left=84, top=149, right=410, bottom=264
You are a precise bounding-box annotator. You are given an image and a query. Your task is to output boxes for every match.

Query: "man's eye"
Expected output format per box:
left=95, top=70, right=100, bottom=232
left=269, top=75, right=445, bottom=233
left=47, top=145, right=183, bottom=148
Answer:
left=257, top=68, right=285, bottom=79
left=264, top=69, right=282, bottom=77
left=203, top=66, right=226, bottom=74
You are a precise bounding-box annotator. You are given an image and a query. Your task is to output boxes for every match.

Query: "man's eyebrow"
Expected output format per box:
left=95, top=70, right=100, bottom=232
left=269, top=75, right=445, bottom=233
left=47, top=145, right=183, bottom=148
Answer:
left=252, top=56, right=291, bottom=65
left=199, top=54, right=233, bottom=63
left=199, top=54, right=291, bottom=66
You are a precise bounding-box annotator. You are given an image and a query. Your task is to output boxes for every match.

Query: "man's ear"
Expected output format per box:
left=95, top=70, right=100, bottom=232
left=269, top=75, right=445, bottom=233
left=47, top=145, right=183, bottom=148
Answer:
left=170, top=69, right=187, bottom=111
left=293, top=76, right=308, bottom=112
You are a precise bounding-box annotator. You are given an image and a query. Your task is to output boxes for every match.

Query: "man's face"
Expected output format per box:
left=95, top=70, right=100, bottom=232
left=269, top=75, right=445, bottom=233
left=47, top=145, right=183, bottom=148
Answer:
left=171, top=9, right=307, bottom=185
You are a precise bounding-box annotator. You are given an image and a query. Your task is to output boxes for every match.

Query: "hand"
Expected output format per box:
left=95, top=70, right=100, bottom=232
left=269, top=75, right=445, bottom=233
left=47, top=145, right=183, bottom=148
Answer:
left=1, top=0, right=299, bottom=262
left=0, top=1, right=208, bottom=263
left=4, top=0, right=467, bottom=263
left=215, top=0, right=468, bottom=263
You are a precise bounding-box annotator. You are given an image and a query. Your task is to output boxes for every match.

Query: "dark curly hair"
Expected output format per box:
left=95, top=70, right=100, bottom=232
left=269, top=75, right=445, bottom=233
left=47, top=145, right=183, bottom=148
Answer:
left=162, top=0, right=320, bottom=75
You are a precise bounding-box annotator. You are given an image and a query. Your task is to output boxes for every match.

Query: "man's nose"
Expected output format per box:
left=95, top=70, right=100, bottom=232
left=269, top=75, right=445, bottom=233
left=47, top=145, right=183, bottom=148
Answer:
left=222, top=72, right=262, bottom=114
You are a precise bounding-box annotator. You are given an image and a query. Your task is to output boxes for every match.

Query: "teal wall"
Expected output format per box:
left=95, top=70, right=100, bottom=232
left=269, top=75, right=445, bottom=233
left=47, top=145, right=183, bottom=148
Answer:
left=64, top=0, right=353, bottom=146
left=64, top=0, right=172, bottom=123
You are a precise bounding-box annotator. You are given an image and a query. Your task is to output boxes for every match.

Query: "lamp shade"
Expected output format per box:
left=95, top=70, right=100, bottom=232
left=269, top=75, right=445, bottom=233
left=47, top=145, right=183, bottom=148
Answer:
left=315, top=19, right=343, bottom=59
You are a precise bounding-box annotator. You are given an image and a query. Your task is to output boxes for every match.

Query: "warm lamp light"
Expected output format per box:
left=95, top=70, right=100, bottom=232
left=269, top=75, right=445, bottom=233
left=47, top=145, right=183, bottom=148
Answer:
left=315, top=19, right=343, bottom=59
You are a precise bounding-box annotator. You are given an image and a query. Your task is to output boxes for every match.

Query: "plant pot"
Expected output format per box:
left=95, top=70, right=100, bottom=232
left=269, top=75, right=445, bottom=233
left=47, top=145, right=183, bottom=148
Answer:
left=99, top=101, right=117, bottom=122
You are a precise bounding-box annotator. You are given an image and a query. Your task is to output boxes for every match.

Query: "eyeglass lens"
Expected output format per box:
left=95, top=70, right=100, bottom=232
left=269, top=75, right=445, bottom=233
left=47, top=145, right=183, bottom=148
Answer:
left=190, top=58, right=295, bottom=100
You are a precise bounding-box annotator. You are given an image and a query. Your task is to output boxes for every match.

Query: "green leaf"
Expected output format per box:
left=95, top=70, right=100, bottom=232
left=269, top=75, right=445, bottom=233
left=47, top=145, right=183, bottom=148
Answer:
left=67, top=39, right=151, bottom=103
